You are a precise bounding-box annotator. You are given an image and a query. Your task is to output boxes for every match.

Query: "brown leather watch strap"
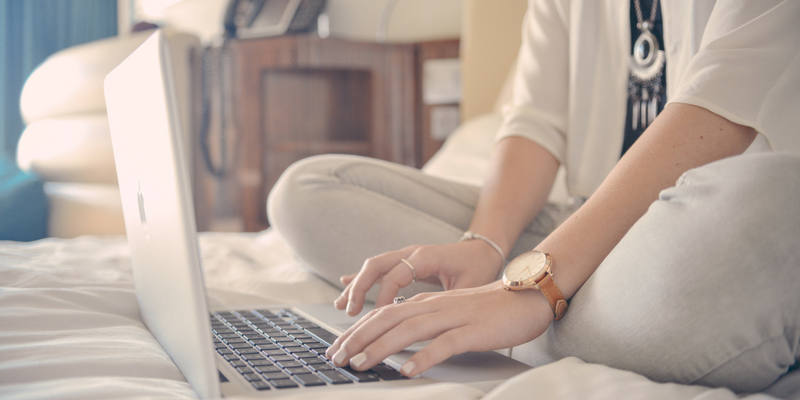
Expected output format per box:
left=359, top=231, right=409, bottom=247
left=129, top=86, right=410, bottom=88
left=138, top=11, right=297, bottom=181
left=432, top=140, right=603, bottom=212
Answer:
left=538, top=273, right=568, bottom=320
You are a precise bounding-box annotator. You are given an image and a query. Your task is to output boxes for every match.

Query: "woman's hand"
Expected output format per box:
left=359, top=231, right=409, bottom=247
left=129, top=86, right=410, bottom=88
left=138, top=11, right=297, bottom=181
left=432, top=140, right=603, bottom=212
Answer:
left=326, top=280, right=555, bottom=376
left=334, top=239, right=506, bottom=316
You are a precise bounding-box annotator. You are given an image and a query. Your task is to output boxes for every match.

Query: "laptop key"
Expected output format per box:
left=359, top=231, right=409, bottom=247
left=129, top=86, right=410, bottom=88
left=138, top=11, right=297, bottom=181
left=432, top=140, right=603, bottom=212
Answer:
left=294, top=373, right=327, bottom=387
left=240, top=332, right=263, bottom=340
left=370, top=364, right=407, bottom=380
left=307, top=346, right=329, bottom=354
left=339, top=366, right=381, bottom=383
left=298, top=337, right=325, bottom=345
left=256, top=310, right=279, bottom=319
left=312, top=363, right=335, bottom=372
left=318, top=370, right=353, bottom=384
left=291, top=351, right=317, bottom=359
left=276, top=360, right=304, bottom=369
left=262, top=372, right=290, bottom=380
left=285, top=366, right=312, bottom=375
left=270, top=379, right=299, bottom=389
left=254, top=365, right=282, bottom=374
left=256, top=344, right=280, bottom=351
left=302, top=357, right=328, bottom=365
left=240, top=353, right=267, bottom=362
left=249, top=360, right=276, bottom=367
left=305, top=328, right=338, bottom=346
left=243, top=373, right=262, bottom=382
left=291, top=334, right=313, bottom=341
left=251, top=380, right=271, bottom=390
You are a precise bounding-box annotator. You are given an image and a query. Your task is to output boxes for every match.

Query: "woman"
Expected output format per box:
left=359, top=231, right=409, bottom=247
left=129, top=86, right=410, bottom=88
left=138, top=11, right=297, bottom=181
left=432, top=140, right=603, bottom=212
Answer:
left=267, top=0, right=800, bottom=392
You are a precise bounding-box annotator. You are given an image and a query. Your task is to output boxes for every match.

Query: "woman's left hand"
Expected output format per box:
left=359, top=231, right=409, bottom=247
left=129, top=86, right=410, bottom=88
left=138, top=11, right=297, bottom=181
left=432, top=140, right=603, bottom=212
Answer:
left=325, top=280, right=555, bottom=377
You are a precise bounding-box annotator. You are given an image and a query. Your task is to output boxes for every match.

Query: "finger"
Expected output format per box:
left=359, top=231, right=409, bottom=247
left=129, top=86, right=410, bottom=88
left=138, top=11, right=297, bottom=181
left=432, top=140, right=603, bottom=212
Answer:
left=373, top=263, right=416, bottom=308
left=340, top=273, right=356, bottom=285
left=331, top=282, right=426, bottom=356
left=345, top=249, right=415, bottom=316
left=328, top=297, right=435, bottom=366
left=326, top=305, right=383, bottom=360
left=335, top=273, right=359, bottom=307
left=347, top=308, right=465, bottom=372
left=334, top=275, right=357, bottom=310
left=397, top=326, right=472, bottom=377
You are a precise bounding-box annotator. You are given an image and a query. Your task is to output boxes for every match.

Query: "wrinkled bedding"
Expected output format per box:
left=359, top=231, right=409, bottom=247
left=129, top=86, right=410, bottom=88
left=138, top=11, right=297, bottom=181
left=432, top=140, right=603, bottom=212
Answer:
left=0, top=230, right=786, bottom=399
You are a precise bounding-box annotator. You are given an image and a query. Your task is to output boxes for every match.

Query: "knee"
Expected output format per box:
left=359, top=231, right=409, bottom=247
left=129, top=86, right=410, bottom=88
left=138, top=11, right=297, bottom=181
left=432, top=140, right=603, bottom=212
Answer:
left=267, top=154, right=348, bottom=238
left=657, top=152, right=800, bottom=249
left=547, top=153, right=800, bottom=392
left=670, top=152, right=800, bottom=217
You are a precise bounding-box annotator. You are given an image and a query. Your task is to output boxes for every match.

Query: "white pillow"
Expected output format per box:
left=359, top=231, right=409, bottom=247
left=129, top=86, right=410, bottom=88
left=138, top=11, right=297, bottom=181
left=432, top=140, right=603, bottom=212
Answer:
left=17, top=114, right=117, bottom=183
left=422, top=113, right=502, bottom=187
left=423, top=113, right=569, bottom=204
left=19, top=31, right=154, bottom=124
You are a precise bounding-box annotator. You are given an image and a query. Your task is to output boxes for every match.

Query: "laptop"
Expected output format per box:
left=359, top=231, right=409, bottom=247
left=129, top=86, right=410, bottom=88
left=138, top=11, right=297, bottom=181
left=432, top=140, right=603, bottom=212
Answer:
left=104, top=30, right=531, bottom=399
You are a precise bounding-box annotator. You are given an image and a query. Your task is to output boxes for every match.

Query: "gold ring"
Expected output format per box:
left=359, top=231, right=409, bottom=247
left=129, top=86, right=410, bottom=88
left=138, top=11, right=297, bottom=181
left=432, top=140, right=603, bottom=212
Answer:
left=400, top=258, right=417, bottom=283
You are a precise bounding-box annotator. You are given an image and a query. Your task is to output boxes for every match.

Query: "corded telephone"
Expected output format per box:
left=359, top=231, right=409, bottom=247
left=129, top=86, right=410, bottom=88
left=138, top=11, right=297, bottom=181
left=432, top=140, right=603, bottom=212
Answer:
left=199, top=0, right=326, bottom=180
left=223, top=0, right=327, bottom=39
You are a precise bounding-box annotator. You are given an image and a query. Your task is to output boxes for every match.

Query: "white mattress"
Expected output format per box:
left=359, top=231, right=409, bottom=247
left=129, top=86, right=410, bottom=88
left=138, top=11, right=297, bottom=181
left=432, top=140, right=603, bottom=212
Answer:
left=0, top=230, right=783, bottom=400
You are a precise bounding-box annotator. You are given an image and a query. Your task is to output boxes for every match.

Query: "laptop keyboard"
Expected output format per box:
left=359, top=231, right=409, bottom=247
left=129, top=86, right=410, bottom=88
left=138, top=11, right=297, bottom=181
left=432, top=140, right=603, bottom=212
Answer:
left=211, top=309, right=407, bottom=391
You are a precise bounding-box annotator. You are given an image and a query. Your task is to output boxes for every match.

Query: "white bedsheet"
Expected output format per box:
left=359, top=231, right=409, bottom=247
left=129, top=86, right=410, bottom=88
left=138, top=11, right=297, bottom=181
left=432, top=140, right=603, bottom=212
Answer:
left=0, top=231, right=782, bottom=399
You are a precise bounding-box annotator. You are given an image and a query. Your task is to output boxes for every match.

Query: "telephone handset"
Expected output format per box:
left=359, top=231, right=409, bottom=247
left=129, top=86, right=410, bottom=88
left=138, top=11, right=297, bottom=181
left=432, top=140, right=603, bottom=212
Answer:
left=223, top=0, right=326, bottom=39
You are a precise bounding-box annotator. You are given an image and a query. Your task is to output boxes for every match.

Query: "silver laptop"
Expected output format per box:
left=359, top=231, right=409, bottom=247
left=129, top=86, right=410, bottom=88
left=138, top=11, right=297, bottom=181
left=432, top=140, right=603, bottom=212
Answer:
left=104, top=30, right=530, bottom=399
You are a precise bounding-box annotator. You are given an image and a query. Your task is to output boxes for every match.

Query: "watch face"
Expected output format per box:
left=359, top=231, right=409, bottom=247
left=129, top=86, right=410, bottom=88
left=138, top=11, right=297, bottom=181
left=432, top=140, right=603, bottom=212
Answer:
left=504, top=250, right=548, bottom=287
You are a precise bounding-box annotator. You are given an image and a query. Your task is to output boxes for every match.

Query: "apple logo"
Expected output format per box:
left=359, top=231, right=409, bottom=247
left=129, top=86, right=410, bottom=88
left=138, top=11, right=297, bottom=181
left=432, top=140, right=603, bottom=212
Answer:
left=137, top=183, right=151, bottom=241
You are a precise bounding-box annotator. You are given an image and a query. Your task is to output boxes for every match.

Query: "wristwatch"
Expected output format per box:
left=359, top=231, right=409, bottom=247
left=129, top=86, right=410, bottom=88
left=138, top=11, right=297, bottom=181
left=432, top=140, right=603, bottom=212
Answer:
left=502, top=250, right=568, bottom=320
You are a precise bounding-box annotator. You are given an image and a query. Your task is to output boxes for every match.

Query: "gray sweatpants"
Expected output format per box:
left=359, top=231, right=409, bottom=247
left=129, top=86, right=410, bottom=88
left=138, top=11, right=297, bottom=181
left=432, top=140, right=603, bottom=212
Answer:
left=267, top=152, right=800, bottom=394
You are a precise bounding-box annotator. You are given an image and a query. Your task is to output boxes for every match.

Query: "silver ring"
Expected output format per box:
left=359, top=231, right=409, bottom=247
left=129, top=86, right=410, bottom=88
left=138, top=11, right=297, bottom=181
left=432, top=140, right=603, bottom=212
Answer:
left=400, top=258, right=417, bottom=283
left=393, top=296, right=406, bottom=304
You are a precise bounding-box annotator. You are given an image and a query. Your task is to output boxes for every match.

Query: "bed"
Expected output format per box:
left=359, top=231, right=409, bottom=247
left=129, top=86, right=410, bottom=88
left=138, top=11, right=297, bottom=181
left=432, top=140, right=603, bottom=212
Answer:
left=2, top=114, right=797, bottom=400
left=0, top=229, right=787, bottom=400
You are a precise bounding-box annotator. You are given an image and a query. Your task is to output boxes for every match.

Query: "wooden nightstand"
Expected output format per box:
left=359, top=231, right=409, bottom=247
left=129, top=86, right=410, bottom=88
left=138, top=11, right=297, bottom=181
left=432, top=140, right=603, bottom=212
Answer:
left=193, top=35, right=459, bottom=232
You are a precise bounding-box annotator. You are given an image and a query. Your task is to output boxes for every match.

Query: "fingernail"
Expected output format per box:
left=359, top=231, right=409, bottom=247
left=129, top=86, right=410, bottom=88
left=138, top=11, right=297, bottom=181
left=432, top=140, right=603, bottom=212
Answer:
left=346, top=301, right=355, bottom=315
left=401, top=361, right=415, bottom=376
left=332, top=350, right=348, bottom=366
left=350, top=352, right=367, bottom=369
left=325, top=346, right=336, bottom=359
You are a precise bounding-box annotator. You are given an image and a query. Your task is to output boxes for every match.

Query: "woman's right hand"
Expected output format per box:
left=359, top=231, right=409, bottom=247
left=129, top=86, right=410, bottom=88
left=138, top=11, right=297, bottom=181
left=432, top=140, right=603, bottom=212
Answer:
left=334, top=239, right=506, bottom=316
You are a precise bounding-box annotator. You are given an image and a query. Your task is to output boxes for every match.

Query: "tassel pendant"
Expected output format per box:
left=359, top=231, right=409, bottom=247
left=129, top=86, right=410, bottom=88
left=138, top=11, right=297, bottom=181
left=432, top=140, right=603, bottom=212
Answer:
left=628, top=27, right=665, bottom=131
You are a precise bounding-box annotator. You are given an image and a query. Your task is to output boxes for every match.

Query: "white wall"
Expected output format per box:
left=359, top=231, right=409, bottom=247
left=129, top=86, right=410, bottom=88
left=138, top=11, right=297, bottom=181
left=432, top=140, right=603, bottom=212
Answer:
left=120, top=0, right=461, bottom=44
